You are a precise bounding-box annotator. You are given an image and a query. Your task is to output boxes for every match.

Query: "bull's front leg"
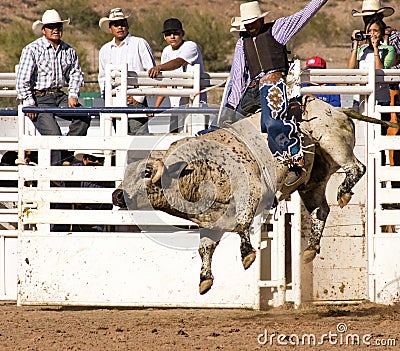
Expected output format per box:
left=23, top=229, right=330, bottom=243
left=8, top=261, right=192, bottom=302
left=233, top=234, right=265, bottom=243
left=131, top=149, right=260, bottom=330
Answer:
left=198, top=236, right=218, bottom=295
left=239, top=228, right=256, bottom=270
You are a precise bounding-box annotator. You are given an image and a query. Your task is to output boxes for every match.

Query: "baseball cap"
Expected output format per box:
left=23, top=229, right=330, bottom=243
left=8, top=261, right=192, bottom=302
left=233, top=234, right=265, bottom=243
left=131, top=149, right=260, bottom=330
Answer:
left=162, top=18, right=183, bottom=33
left=305, top=56, right=326, bottom=69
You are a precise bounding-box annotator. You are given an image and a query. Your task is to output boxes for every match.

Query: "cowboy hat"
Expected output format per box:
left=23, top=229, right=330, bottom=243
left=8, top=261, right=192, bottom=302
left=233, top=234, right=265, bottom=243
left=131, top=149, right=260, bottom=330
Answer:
left=230, top=17, right=246, bottom=37
left=32, top=9, right=70, bottom=36
left=73, top=150, right=106, bottom=162
left=352, top=0, right=394, bottom=17
left=99, top=8, right=131, bottom=33
left=231, top=1, right=270, bottom=26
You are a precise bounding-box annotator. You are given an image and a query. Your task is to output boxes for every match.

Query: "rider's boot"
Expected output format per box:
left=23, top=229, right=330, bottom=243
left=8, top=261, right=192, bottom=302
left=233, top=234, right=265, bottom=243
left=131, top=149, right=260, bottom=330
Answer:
left=284, top=136, right=315, bottom=187
left=284, top=157, right=305, bottom=187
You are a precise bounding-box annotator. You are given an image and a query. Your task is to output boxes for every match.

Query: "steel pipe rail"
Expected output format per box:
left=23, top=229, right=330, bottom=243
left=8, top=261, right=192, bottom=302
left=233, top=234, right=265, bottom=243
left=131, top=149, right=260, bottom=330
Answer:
left=21, top=106, right=220, bottom=116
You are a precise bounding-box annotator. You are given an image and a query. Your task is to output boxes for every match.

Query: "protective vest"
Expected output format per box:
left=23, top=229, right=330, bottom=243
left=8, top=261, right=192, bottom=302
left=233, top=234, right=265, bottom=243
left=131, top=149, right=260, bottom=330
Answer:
left=243, top=24, right=288, bottom=79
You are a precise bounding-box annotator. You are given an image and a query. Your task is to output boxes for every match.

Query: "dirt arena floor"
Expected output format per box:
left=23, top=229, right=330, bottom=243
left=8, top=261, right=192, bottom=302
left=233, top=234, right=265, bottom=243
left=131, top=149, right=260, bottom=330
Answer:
left=0, top=301, right=398, bottom=350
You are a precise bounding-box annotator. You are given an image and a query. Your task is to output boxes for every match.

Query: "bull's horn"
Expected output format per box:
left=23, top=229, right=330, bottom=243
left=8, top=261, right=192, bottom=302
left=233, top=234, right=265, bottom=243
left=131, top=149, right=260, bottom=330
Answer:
left=151, top=159, right=165, bottom=184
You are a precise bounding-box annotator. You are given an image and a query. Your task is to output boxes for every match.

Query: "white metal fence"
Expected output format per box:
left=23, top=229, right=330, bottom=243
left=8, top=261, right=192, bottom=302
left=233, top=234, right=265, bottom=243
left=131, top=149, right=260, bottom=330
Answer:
left=1, top=60, right=400, bottom=306
left=297, top=59, right=400, bottom=305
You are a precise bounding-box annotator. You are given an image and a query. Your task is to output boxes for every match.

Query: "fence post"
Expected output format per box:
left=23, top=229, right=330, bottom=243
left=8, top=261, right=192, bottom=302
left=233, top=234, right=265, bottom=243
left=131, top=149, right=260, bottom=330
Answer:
left=184, top=64, right=206, bottom=134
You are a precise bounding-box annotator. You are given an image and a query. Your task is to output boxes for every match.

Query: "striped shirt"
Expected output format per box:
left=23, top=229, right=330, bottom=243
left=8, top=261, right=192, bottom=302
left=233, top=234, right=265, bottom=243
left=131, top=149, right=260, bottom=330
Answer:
left=389, top=30, right=400, bottom=69
left=227, top=0, right=328, bottom=108
left=16, top=36, right=84, bottom=106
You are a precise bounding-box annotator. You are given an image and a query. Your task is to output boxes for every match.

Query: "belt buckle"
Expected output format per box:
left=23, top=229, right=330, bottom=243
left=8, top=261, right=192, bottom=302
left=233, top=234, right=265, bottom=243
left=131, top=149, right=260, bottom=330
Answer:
left=34, top=90, right=45, bottom=97
left=248, top=80, right=258, bottom=89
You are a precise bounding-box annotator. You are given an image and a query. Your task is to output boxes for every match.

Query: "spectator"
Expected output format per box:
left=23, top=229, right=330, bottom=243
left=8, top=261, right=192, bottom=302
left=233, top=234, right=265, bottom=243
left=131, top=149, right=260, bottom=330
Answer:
left=303, top=56, right=341, bottom=107
left=352, top=0, right=400, bottom=166
left=148, top=18, right=207, bottom=132
left=98, top=8, right=156, bottom=135
left=16, top=9, right=90, bottom=166
left=224, top=0, right=328, bottom=187
left=348, top=17, right=395, bottom=106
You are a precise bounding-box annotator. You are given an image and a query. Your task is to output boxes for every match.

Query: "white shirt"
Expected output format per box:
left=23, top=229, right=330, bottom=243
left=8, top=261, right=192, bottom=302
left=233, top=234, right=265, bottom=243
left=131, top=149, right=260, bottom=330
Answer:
left=358, top=46, right=390, bottom=103
left=161, top=40, right=207, bottom=106
left=98, top=33, right=155, bottom=103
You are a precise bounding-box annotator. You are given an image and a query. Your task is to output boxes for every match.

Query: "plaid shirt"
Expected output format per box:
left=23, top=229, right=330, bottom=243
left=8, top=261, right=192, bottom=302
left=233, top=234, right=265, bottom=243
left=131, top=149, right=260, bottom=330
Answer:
left=227, top=0, right=328, bottom=108
left=389, top=30, right=400, bottom=69
left=16, top=36, right=84, bottom=106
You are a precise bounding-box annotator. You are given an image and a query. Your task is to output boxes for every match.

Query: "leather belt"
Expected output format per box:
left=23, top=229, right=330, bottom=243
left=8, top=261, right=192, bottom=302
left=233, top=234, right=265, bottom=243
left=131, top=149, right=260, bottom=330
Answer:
left=248, top=79, right=260, bottom=89
left=34, top=88, right=63, bottom=97
left=261, top=71, right=285, bottom=84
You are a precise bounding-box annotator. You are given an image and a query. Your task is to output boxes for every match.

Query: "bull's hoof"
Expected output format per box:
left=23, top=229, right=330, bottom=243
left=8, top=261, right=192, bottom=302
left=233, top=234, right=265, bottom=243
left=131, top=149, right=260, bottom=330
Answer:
left=199, top=278, right=213, bottom=295
left=303, top=244, right=320, bottom=264
left=242, top=250, right=256, bottom=270
left=338, top=192, right=353, bottom=208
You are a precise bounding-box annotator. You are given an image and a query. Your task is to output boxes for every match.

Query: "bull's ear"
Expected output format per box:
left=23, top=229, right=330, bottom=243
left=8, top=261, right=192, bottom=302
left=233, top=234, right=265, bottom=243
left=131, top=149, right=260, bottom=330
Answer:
left=166, top=161, right=188, bottom=178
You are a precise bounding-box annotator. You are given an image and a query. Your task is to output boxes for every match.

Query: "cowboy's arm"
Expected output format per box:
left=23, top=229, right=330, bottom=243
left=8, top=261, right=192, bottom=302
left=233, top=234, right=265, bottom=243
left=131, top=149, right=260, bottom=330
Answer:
left=148, top=42, right=197, bottom=77
left=16, top=46, right=36, bottom=107
left=140, top=39, right=156, bottom=71
left=98, top=46, right=107, bottom=98
left=148, top=58, right=188, bottom=78
left=227, top=39, right=247, bottom=109
left=272, top=0, right=328, bottom=45
left=389, top=30, right=400, bottom=69
left=67, top=48, right=84, bottom=101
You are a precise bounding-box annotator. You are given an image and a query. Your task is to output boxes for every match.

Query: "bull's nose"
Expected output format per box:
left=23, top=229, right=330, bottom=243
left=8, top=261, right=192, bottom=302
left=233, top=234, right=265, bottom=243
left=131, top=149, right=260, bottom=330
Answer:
left=112, top=188, right=127, bottom=208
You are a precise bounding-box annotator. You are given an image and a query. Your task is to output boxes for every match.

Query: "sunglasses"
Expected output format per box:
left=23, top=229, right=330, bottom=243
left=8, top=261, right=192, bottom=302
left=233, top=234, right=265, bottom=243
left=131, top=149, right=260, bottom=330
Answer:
left=164, top=31, right=182, bottom=37
left=43, top=23, right=63, bottom=30
left=110, top=20, right=128, bottom=28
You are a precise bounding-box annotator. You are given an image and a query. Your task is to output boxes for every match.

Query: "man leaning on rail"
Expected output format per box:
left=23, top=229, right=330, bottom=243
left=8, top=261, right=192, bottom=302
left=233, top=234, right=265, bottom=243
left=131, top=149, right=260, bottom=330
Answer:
left=98, top=8, right=156, bottom=135
left=16, top=9, right=90, bottom=166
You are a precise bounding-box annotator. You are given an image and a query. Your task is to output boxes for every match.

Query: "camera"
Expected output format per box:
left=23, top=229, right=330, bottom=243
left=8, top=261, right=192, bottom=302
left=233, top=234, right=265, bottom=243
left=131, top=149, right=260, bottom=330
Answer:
left=354, top=31, right=372, bottom=41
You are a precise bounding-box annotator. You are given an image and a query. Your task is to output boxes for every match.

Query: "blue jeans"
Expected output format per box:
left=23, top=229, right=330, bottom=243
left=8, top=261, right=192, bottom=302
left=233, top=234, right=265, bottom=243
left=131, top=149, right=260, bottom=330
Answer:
left=127, top=99, right=149, bottom=135
left=259, top=78, right=302, bottom=164
left=33, top=91, right=91, bottom=165
left=237, top=84, right=261, bottom=117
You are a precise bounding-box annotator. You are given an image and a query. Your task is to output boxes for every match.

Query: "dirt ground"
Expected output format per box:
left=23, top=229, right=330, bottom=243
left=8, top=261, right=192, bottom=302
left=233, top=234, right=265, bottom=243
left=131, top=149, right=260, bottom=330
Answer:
left=0, top=301, right=398, bottom=350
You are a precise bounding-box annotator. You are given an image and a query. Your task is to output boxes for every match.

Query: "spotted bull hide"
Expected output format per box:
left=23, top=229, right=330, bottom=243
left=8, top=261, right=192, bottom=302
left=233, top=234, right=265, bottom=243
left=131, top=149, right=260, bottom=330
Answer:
left=112, top=97, right=365, bottom=295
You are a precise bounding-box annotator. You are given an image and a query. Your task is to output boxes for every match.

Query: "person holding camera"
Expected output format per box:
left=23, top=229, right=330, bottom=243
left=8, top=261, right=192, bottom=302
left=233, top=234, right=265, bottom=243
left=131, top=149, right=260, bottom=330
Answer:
left=348, top=16, right=395, bottom=106
left=352, top=0, right=400, bottom=167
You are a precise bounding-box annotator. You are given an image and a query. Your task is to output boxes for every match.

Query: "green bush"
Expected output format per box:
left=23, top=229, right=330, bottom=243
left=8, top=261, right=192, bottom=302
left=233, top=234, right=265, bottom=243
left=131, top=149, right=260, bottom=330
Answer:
left=0, top=20, right=37, bottom=71
left=36, top=0, right=100, bottom=32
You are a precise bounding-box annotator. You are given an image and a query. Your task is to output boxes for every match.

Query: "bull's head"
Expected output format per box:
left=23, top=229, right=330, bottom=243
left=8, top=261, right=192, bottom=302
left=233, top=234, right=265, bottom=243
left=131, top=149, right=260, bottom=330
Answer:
left=112, top=158, right=187, bottom=210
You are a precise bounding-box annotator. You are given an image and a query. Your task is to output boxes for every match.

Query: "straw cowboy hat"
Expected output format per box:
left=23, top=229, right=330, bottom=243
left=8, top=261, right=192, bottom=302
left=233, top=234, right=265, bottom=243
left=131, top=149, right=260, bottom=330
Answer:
left=32, top=9, right=70, bottom=36
left=230, top=17, right=246, bottom=37
left=73, top=150, right=106, bottom=162
left=231, top=1, right=270, bottom=26
left=352, top=0, right=394, bottom=17
left=99, top=8, right=131, bottom=33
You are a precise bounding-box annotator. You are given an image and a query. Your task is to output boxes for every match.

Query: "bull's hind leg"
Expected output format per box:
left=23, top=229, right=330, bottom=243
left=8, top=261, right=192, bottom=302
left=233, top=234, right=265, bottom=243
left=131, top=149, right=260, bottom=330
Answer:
left=337, top=159, right=366, bottom=208
left=239, top=227, right=256, bottom=270
left=198, top=229, right=223, bottom=295
left=299, top=184, right=330, bottom=263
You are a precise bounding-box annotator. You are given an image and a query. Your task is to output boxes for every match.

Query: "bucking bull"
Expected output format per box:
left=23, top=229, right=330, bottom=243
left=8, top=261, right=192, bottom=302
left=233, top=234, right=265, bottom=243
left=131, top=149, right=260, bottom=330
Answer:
left=112, top=97, right=366, bottom=295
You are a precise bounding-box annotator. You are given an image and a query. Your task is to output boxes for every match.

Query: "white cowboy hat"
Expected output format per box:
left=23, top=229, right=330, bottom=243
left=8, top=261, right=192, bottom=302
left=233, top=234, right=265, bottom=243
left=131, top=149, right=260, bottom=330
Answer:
left=352, top=0, right=394, bottom=17
left=230, top=17, right=246, bottom=37
left=74, top=150, right=106, bottom=162
left=231, top=1, right=270, bottom=26
left=32, top=9, right=70, bottom=36
left=99, top=8, right=131, bottom=33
